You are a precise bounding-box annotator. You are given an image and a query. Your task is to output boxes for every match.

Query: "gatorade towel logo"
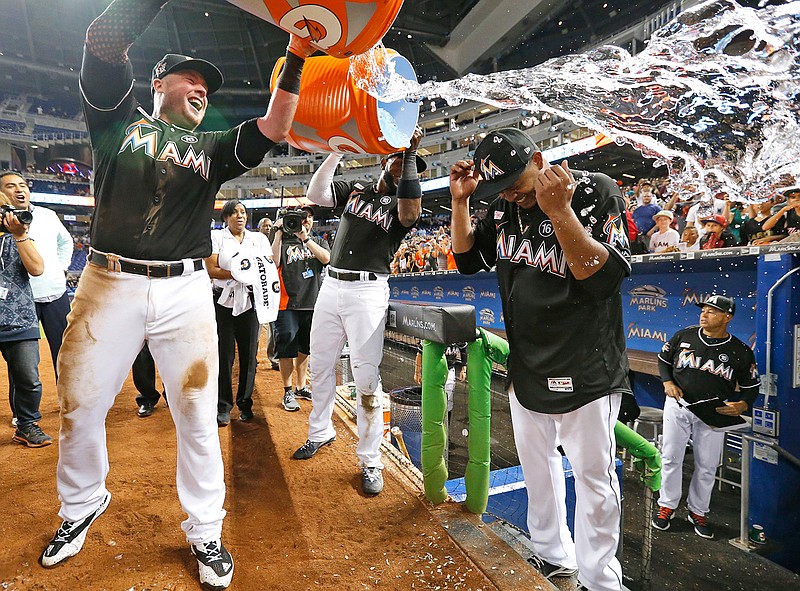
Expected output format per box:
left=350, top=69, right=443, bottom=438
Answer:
left=280, top=6, right=343, bottom=50
left=479, top=157, right=504, bottom=180
left=239, top=259, right=251, bottom=271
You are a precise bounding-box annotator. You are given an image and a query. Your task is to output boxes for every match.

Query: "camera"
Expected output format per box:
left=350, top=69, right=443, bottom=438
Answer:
left=0, top=205, right=33, bottom=231
left=278, top=208, right=306, bottom=235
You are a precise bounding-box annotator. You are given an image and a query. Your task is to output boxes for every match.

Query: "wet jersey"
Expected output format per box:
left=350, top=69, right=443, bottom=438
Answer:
left=454, top=171, right=632, bottom=414
left=328, top=180, right=414, bottom=274
left=658, top=326, right=760, bottom=406
left=80, top=50, right=276, bottom=260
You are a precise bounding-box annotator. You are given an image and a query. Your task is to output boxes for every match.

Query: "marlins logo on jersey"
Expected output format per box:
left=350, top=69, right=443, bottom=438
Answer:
left=118, top=117, right=212, bottom=180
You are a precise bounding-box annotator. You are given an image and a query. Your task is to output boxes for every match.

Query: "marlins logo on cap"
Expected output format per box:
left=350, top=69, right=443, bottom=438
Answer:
left=471, top=128, right=538, bottom=200
left=695, top=294, right=736, bottom=315
left=151, top=53, right=224, bottom=95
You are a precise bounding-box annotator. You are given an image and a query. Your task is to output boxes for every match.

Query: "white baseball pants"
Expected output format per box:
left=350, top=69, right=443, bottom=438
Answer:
left=307, top=275, right=389, bottom=469
left=658, top=396, right=724, bottom=516
left=509, top=387, right=623, bottom=591
left=56, top=263, right=226, bottom=544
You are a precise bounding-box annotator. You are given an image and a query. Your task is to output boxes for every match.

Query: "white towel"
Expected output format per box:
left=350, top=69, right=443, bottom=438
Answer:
left=218, top=247, right=280, bottom=324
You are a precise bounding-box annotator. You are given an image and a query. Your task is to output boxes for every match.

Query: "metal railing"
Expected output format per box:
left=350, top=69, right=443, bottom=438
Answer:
left=734, top=433, right=800, bottom=550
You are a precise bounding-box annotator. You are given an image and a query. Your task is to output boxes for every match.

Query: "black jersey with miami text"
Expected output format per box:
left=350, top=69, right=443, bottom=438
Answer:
left=329, top=180, right=415, bottom=274
left=80, top=50, right=276, bottom=261
left=277, top=234, right=329, bottom=310
left=658, top=326, right=760, bottom=406
left=454, top=171, right=632, bottom=414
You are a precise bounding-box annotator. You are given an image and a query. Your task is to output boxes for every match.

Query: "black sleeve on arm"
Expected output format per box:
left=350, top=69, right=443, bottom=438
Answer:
left=233, top=119, right=276, bottom=169
left=658, top=357, right=675, bottom=383
left=453, top=214, right=497, bottom=275
left=576, top=243, right=628, bottom=299
left=81, top=0, right=164, bottom=109
left=657, top=332, right=680, bottom=382
left=80, top=48, right=134, bottom=111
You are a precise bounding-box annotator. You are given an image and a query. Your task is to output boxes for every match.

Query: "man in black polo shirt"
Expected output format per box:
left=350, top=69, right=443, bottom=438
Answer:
left=292, top=128, right=424, bottom=497
left=39, top=1, right=313, bottom=588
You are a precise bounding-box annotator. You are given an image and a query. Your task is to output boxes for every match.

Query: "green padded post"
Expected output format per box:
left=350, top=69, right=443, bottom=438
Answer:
left=615, top=420, right=662, bottom=491
left=421, top=340, right=449, bottom=503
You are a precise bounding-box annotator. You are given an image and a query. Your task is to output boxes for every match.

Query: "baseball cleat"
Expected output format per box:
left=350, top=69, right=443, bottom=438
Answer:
left=191, top=539, right=234, bottom=589
left=217, top=412, right=230, bottom=427
left=688, top=512, right=715, bottom=539
left=527, top=554, right=578, bottom=579
left=293, top=437, right=336, bottom=460
left=361, top=467, right=384, bottom=495
left=282, top=391, right=300, bottom=412
left=40, top=493, right=111, bottom=567
left=239, top=408, right=254, bottom=422
left=652, top=506, right=675, bottom=531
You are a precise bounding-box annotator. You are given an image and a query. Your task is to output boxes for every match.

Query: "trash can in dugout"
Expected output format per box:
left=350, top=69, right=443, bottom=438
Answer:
left=389, top=386, right=422, bottom=468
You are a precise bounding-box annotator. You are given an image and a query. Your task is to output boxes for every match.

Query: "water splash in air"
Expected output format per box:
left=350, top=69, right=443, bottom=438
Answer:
left=355, top=0, right=800, bottom=202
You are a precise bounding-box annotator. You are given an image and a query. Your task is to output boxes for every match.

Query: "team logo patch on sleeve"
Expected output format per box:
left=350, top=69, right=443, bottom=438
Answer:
left=494, top=210, right=504, bottom=220
left=603, top=214, right=629, bottom=252
left=547, top=377, right=574, bottom=392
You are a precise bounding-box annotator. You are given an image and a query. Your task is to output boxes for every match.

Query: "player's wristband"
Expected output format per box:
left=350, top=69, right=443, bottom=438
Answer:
left=397, top=178, right=422, bottom=199
left=401, top=149, right=418, bottom=180
left=302, top=238, right=310, bottom=244
left=277, top=51, right=305, bottom=95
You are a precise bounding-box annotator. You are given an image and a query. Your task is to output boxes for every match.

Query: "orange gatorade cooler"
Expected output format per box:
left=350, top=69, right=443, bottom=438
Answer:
left=225, top=0, right=405, bottom=58
left=270, top=50, right=420, bottom=154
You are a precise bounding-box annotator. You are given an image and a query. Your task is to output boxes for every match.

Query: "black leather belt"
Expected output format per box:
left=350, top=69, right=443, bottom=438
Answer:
left=89, top=251, right=204, bottom=278
left=328, top=269, right=378, bottom=281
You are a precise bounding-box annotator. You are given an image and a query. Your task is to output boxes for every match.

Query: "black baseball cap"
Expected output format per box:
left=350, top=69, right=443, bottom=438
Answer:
left=384, top=151, right=427, bottom=173
left=151, top=54, right=224, bottom=95
left=696, top=294, right=736, bottom=315
left=472, top=128, right=539, bottom=200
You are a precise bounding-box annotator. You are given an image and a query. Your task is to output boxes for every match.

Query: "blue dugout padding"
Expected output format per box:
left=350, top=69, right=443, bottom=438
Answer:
left=390, top=243, right=800, bottom=573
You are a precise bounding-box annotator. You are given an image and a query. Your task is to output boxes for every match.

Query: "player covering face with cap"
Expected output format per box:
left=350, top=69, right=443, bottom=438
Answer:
left=39, top=1, right=314, bottom=588
left=450, top=128, right=631, bottom=591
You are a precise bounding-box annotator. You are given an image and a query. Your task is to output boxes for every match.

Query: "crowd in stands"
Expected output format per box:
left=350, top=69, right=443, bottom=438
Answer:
left=621, top=178, right=800, bottom=254
left=390, top=224, right=458, bottom=274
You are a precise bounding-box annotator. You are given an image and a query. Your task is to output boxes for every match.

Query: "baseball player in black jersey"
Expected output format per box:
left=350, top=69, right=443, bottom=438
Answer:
left=292, top=128, right=425, bottom=496
left=654, top=295, right=759, bottom=539
left=271, top=207, right=330, bottom=411
left=39, top=1, right=314, bottom=587
left=450, top=128, right=631, bottom=591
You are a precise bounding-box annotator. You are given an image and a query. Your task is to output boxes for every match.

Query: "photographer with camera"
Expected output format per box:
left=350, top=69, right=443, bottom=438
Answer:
left=1, top=188, right=52, bottom=447
left=1, top=172, right=73, bottom=409
left=271, top=206, right=329, bottom=412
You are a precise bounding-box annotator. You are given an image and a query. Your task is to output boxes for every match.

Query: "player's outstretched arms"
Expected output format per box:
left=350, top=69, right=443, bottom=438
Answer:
left=85, top=0, right=165, bottom=64
left=258, top=35, right=316, bottom=143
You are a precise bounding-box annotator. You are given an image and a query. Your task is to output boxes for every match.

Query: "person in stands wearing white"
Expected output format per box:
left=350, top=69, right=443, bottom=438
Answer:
left=648, top=210, right=680, bottom=253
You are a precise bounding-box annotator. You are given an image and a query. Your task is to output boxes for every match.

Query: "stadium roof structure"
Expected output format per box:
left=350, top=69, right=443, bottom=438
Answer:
left=2, top=0, right=695, bottom=124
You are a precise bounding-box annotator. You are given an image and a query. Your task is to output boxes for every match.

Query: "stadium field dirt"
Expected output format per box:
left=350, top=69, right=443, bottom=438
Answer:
left=0, top=342, right=500, bottom=591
